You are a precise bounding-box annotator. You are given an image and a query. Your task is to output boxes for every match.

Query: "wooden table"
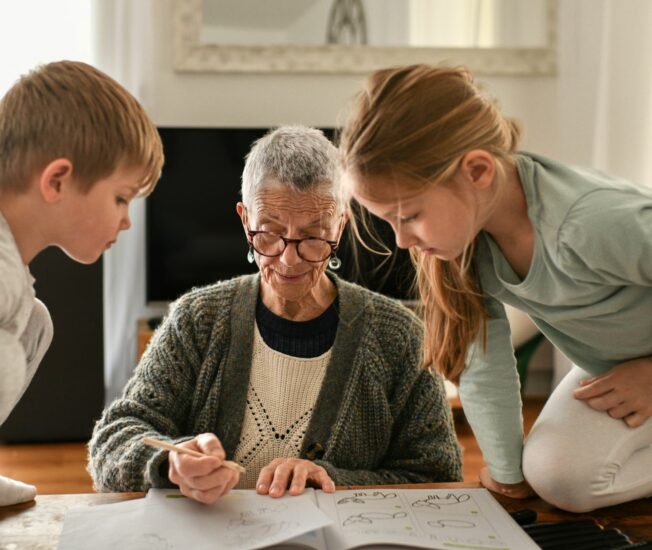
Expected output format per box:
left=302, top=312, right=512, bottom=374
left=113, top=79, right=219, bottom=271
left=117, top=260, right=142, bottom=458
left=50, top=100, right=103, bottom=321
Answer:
left=1, top=483, right=650, bottom=549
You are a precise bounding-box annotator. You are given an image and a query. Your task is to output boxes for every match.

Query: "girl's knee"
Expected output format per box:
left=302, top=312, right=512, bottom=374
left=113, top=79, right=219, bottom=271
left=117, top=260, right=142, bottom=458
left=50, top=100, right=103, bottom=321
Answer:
left=523, top=441, right=598, bottom=513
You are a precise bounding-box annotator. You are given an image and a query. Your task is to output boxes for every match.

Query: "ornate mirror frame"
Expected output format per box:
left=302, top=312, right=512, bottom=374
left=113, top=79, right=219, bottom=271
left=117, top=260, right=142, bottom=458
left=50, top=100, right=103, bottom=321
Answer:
left=173, top=0, right=557, bottom=76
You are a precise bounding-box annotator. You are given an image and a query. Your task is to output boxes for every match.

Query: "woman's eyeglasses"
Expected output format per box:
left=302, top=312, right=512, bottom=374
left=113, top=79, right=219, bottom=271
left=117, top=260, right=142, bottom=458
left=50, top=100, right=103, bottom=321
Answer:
left=246, top=230, right=338, bottom=262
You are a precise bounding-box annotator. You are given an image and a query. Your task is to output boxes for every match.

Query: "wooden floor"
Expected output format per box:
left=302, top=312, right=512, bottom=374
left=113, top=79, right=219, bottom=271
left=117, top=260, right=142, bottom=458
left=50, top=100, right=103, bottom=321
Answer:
left=0, top=398, right=546, bottom=494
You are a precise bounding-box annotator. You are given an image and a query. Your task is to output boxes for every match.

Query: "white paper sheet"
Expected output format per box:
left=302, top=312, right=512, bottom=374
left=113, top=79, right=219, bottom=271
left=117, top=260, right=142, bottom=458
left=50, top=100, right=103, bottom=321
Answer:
left=58, top=489, right=332, bottom=550
left=316, top=488, right=539, bottom=550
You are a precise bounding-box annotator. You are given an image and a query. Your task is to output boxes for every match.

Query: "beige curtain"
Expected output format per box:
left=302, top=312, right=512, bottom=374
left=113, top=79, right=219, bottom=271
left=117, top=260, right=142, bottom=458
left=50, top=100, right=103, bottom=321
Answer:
left=553, top=0, right=652, bottom=387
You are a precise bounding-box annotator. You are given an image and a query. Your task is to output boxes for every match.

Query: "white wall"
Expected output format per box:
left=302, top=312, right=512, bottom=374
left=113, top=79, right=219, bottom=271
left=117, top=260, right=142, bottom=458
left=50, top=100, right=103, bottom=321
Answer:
left=99, top=0, right=561, bottom=402
left=557, top=0, right=652, bottom=186
left=0, top=1, right=92, bottom=95
left=552, top=0, right=652, bottom=387
left=103, top=1, right=560, bottom=139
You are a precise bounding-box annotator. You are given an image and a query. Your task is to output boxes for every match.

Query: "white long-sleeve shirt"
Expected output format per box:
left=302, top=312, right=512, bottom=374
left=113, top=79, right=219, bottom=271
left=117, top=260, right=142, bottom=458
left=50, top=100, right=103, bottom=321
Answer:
left=0, top=211, right=50, bottom=424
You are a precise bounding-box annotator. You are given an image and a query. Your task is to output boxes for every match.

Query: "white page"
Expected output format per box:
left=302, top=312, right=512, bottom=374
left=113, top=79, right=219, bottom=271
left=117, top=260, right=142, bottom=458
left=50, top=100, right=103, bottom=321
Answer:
left=264, top=488, right=329, bottom=550
left=316, top=488, right=538, bottom=550
left=270, top=528, right=329, bottom=550
left=59, top=489, right=332, bottom=550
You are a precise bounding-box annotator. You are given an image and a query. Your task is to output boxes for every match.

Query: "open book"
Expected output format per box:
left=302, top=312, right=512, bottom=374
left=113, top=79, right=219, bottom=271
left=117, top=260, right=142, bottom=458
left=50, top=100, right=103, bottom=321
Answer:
left=59, top=488, right=537, bottom=550
left=280, top=488, right=538, bottom=550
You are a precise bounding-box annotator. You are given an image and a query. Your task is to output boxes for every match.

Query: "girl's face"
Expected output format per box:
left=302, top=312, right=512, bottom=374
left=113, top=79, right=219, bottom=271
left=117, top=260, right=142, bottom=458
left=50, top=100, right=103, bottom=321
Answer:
left=349, top=172, right=484, bottom=261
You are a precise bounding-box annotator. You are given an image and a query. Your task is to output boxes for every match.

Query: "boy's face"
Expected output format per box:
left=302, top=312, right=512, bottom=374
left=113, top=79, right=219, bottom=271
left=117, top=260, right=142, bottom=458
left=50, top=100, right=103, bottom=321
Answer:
left=56, top=165, right=143, bottom=264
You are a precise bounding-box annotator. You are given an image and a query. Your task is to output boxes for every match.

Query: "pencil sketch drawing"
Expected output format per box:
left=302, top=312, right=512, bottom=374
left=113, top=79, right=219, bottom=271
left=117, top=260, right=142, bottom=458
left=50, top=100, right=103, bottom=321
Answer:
left=412, top=492, right=471, bottom=509
left=342, top=511, right=408, bottom=526
left=227, top=503, right=289, bottom=527
left=427, top=519, right=477, bottom=529
left=225, top=521, right=295, bottom=545
left=337, top=491, right=398, bottom=505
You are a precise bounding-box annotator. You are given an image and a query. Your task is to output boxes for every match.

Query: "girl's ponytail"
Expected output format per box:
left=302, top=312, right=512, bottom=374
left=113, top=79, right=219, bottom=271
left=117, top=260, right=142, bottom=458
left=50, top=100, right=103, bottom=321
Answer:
left=411, top=246, right=486, bottom=382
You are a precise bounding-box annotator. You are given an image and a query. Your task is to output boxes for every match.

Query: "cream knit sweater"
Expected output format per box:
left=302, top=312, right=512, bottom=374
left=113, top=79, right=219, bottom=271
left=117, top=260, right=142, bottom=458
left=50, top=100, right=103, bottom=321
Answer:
left=234, top=326, right=329, bottom=488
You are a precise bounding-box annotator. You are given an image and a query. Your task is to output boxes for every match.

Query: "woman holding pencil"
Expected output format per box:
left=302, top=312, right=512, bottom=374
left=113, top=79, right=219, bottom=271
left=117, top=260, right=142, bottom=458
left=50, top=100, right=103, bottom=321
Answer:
left=88, top=126, right=462, bottom=505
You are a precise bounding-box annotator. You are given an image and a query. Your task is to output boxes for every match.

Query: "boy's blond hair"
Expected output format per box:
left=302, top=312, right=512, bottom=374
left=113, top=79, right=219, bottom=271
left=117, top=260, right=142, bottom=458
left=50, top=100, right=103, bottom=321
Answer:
left=0, top=60, right=163, bottom=195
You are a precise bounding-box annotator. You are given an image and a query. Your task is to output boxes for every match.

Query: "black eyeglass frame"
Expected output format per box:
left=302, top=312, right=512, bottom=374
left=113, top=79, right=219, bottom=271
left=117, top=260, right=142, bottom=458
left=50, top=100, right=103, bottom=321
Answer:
left=246, top=229, right=340, bottom=263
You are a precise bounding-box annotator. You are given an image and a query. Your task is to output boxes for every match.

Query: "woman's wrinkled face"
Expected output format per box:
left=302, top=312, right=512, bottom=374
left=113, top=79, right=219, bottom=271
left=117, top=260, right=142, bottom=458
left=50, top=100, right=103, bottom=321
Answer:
left=238, top=184, right=342, bottom=302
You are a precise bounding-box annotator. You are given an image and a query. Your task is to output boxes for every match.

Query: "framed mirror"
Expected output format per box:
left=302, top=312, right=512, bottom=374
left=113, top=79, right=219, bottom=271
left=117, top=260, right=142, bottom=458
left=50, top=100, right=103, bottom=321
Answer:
left=173, top=0, right=557, bottom=75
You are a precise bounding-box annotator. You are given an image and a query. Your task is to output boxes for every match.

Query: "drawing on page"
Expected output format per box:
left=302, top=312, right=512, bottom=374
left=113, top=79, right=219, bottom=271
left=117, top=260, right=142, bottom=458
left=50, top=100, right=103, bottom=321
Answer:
left=421, top=513, right=509, bottom=549
left=427, top=519, right=476, bottom=528
left=342, top=511, right=408, bottom=526
left=411, top=492, right=471, bottom=509
left=224, top=520, right=296, bottom=545
left=227, top=503, right=289, bottom=527
left=317, top=488, right=538, bottom=550
left=337, top=491, right=398, bottom=505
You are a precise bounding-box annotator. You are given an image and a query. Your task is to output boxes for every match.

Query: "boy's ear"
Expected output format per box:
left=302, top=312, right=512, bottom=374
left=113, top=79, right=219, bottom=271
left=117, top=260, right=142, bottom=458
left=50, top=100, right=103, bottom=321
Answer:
left=38, top=158, right=74, bottom=203
left=459, top=150, right=495, bottom=190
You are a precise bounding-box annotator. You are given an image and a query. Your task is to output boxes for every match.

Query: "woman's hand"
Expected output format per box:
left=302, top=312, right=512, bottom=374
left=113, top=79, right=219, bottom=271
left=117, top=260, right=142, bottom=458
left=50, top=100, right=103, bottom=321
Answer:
left=256, top=458, right=335, bottom=497
left=479, top=467, right=535, bottom=498
left=573, top=356, right=652, bottom=427
left=168, top=433, right=240, bottom=504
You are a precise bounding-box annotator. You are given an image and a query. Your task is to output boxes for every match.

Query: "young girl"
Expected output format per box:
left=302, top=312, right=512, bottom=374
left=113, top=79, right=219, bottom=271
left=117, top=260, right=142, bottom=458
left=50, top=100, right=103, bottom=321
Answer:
left=338, top=64, right=652, bottom=513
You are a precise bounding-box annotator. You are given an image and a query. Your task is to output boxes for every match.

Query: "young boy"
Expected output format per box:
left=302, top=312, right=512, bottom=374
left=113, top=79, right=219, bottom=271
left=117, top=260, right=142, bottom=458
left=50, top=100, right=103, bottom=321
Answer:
left=0, top=60, right=164, bottom=506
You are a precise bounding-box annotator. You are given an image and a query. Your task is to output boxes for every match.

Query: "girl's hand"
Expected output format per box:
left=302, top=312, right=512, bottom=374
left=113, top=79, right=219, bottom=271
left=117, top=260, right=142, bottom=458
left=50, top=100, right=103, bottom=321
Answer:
left=256, top=458, right=335, bottom=497
left=479, top=467, right=535, bottom=498
left=168, top=433, right=240, bottom=504
left=573, top=357, right=652, bottom=427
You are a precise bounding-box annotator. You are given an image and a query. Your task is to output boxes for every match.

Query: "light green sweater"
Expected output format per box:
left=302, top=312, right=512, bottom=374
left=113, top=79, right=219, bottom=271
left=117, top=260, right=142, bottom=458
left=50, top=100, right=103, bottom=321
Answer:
left=461, top=152, right=652, bottom=483
left=88, top=274, right=462, bottom=491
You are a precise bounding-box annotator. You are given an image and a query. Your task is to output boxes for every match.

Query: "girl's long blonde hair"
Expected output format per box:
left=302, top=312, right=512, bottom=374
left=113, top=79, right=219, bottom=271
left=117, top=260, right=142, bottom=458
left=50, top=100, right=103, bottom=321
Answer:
left=339, top=65, right=521, bottom=382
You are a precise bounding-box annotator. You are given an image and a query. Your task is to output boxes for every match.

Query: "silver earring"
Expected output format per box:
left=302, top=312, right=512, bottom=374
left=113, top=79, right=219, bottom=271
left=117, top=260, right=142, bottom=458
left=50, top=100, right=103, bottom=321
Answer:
left=328, top=254, right=342, bottom=270
left=247, top=248, right=255, bottom=264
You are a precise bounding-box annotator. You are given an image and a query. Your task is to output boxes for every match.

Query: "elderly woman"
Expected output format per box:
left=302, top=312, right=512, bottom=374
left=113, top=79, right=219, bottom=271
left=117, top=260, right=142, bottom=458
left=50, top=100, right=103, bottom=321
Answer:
left=88, top=126, right=462, bottom=504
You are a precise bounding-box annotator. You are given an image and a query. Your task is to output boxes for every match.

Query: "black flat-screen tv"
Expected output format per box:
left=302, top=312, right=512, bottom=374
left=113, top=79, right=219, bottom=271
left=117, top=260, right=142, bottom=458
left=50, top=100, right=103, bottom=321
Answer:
left=146, top=127, right=416, bottom=304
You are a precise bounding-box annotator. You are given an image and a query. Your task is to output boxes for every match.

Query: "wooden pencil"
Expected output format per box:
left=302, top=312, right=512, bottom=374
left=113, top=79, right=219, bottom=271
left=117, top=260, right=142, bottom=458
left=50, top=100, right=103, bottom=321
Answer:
left=142, top=437, right=246, bottom=474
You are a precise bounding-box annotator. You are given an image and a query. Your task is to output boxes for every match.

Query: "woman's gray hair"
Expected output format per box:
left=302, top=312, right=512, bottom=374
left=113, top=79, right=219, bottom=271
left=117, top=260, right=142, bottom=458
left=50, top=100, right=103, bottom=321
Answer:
left=241, top=125, right=341, bottom=210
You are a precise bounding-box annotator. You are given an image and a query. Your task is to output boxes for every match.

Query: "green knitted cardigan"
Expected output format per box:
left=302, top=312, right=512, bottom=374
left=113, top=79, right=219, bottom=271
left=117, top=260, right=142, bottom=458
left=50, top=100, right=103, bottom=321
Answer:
left=88, top=274, right=462, bottom=491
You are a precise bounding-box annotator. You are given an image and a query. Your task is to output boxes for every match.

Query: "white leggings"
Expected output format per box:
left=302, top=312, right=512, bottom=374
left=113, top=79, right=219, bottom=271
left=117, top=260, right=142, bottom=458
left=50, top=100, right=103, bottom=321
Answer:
left=523, top=366, right=652, bottom=512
